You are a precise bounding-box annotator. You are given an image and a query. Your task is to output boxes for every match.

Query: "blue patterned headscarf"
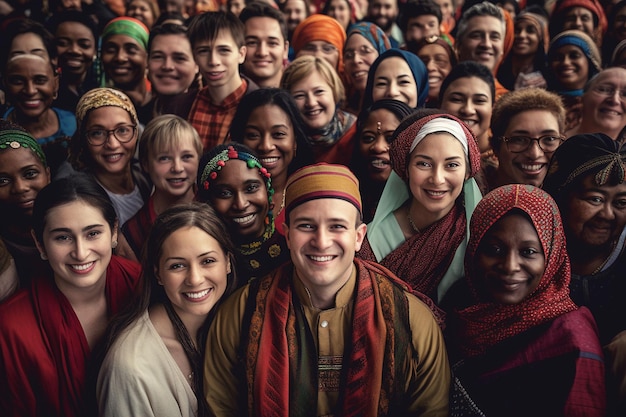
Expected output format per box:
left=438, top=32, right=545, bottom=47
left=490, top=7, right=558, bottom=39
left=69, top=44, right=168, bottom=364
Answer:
left=345, top=22, right=391, bottom=56
left=361, top=48, right=429, bottom=110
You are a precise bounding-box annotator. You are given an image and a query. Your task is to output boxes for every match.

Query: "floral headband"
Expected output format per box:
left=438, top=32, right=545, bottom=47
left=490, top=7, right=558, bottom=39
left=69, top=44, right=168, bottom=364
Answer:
left=0, top=129, right=47, bottom=167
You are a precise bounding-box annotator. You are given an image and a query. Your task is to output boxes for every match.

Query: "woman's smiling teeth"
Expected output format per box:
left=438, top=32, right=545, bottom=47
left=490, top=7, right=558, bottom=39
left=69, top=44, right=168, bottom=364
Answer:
left=70, top=261, right=94, bottom=271
left=184, top=288, right=212, bottom=299
left=233, top=213, right=256, bottom=224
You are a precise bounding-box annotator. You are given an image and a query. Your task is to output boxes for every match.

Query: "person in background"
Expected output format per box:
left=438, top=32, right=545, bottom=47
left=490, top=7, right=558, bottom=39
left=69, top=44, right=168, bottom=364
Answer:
left=0, top=120, right=51, bottom=290
left=549, top=0, right=608, bottom=48
left=439, top=61, right=496, bottom=174
left=227, top=0, right=249, bottom=16
left=358, top=113, right=482, bottom=304
left=496, top=7, right=549, bottom=91
left=342, top=21, right=391, bottom=114
left=454, top=1, right=510, bottom=99
left=68, top=88, right=151, bottom=226
left=2, top=54, right=76, bottom=175
left=229, top=88, right=314, bottom=232
left=196, top=143, right=290, bottom=285
left=147, top=23, right=200, bottom=117
left=364, top=0, right=403, bottom=47
left=573, top=67, right=626, bottom=141
left=291, top=14, right=347, bottom=78
left=602, top=0, right=626, bottom=64
left=485, top=88, right=565, bottom=191
left=97, top=202, right=235, bottom=417
left=100, top=17, right=153, bottom=125
left=279, top=0, right=310, bottom=59
left=204, top=162, right=451, bottom=416
left=351, top=98, right=414, bottom=222
left=414, top=36, right=456, bottom=108
left=543, top=133, right=626, bottom=346
left=126, top=0, right=161, bottom=29
left=445, top=184, right=606, bottom=417
left=47, top=10, right=101, bottom=113
left=399, top=0, right=444, bottom=52
left=281, top=55, right=357, bottom=165
left=321, top=0, right=355, bottom=32
left=361, top=48, right=429, bottom=110
left=240, top=1, right=290, bottom=88
left=546, top=30, right=602, bottom=136
left=0, top=174, right=141, bottom=417
left=121, top=114, right=201, bottom=260
left=0, top=18, right=57, bottom=71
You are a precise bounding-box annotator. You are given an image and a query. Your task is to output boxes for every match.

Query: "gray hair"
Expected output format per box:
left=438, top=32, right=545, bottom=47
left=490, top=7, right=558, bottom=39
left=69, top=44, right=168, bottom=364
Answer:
left=455, top=2, right=505, bottom=43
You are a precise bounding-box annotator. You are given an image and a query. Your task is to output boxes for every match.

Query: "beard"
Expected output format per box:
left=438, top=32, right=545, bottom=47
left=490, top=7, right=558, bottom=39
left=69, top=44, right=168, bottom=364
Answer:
left=365, top=15, right=393, bottom=32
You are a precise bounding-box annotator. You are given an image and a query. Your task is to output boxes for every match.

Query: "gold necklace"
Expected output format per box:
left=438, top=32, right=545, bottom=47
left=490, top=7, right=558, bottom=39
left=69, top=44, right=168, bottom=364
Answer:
left=407, top=206, right=420, bottom=234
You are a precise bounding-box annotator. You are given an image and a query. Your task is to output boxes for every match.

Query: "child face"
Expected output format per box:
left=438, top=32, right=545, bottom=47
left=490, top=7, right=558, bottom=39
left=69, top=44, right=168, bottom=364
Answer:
left=145, top=134, right=199, bottom=200
left=192, top=30, right=246, bottom=96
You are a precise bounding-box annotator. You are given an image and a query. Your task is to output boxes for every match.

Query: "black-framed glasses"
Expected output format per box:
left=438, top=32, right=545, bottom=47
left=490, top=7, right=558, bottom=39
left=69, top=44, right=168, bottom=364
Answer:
left=501, top=135, right=564, bottom=153
left=86, top=125, right=137, bottom=146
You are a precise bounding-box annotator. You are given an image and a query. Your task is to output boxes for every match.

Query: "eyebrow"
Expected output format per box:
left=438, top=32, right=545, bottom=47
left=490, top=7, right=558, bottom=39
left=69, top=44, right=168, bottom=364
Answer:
left=164, top=250, right=218, bottom=261
left=413, top=154, right=463, bottom=160
left=49, top=224, right=104, bottom=233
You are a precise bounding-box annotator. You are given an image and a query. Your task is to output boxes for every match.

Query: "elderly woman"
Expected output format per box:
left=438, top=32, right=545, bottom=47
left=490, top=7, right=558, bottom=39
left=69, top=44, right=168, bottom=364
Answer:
left=485, top=88, right=566, bottom=192
left=358, top=112, right=482, bottom=304
left=100, top=17, right=152, bottom=125
left=543, top=133, right=626, bottom=346
left=342, top=22, right=391, bottom=114
left=291, top=14, right=347, bottom=79
left=445, top=184, right=606, bottom=417
left=281, top=55, right=357, bottom=165
left=547, top=30, right=602, bottom=136
left=361, top=48, right=429, bottom=110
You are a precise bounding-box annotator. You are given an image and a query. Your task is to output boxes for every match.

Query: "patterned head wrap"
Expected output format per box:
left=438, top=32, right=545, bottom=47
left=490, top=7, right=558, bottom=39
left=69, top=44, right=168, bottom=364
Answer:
left=515, top=11, right=550, bottom=53
left=292, top=14, right=347, bottom=75
left=456, top=184, right=577, bottom=358
left=102, top=16, right=150, bottom=51
left=0, top=128, right=47, bottom=167
left=552, top=0, right=608, bottom=35
left=345, top=22, right=391, bottom=55
left=549, top=30, right=602, bottom=77
left=390, top=113, right=481, bottom=183
left=543, top=133, right=626, bottom=198
left=284, top=163, right=361, bottom=217
left=362, top=48, right=429, bottom=110
left=75, top=88, right=138, bottom=133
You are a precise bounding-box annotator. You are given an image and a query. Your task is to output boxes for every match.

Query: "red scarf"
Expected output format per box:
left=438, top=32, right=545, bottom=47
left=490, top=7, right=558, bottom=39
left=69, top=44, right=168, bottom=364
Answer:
left=245, top=259, right=412, bottom=417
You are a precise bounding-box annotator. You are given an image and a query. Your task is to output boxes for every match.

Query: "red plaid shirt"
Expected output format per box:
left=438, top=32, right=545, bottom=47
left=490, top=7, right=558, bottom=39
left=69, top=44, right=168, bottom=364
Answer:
left=188, top=79, right=248, bottom=152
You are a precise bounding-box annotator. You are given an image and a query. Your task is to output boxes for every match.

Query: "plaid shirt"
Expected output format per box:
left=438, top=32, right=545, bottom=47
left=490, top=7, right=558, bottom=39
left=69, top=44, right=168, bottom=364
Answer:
left=188, top=79, right=248, bottom=152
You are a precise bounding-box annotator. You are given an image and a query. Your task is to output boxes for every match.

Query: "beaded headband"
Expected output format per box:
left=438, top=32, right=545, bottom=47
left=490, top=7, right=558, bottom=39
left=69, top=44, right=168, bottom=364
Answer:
left=0, top=130, right=47, bottom=166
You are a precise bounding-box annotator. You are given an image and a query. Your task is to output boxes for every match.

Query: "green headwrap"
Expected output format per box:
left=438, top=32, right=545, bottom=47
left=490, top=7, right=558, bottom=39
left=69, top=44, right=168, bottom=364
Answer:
left=0, top=129, right=47, bottom=167
left=102, top=16, right=149, bottom=51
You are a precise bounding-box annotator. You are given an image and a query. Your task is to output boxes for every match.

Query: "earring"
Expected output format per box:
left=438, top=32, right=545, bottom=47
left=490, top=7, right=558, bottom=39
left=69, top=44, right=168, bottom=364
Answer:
left=40, top=252, right=48, bottom=261
left=112, top=240, right=118, bottom=249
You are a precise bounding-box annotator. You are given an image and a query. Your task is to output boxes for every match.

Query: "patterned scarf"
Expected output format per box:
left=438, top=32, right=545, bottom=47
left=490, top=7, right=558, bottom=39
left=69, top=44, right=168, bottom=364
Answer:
left=455, top=184, right=578, bottom=358
left=245, top=259, right=412, bottom=417
left=306, top=108, right=356, bottom=148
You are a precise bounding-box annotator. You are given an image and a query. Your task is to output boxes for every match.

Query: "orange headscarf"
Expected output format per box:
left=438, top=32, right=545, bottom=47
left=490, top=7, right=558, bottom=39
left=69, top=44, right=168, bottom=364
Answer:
left=291, top=14, right=347, bottom=77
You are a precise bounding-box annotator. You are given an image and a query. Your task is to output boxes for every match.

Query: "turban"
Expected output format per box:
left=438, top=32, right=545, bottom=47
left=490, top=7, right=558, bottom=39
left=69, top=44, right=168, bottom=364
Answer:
left=345, top=22, right=390, bottom=55
left=102, top=16, right=150, bottom=51
left=75, top=88, right=138, bottom=133
left=362, top=48, right=429, bottom=110
left=284, top=163, right=361, bottom=216
left=0, top=129, right=46, bottom=166
left=390, top=113, right=481, bottom=182
left=543, top=133, right=626, bottom=197
left=292, top=14, right=346, bottom=74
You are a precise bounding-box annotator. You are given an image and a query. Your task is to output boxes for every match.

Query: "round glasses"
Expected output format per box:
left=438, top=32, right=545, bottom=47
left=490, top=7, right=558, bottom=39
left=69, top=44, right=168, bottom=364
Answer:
left=501, top=135, right=564, bottom=153
left=86, top=125, right=137, bottom=146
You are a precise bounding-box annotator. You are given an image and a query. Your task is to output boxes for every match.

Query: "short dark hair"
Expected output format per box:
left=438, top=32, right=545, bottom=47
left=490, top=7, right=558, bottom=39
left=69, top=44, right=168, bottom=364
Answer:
left=439, top=61, right=496, bottom=105
left=32, top=173, right=117, bottom=243
left=186, top=11, right=245, bottom=49
left=46, top=10, right=100, bottom=43
left=0, top=18, right=57, bottom=71
left=399, top=0, right=442, bottom=33
left=239, top=1, right=288, bottom=42
left=148, top=22, right=189, bottom=52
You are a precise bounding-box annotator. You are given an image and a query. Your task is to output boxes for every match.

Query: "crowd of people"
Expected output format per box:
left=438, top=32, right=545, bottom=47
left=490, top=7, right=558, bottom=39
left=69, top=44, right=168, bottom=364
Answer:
left=0, top=0, right=625, bottom=415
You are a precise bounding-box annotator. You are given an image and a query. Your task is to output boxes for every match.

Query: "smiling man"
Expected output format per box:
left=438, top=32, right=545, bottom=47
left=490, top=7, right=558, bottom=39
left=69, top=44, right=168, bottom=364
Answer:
left=204, top=163, right=450, bottom=417
left=240, top=2, right=289, bottom=88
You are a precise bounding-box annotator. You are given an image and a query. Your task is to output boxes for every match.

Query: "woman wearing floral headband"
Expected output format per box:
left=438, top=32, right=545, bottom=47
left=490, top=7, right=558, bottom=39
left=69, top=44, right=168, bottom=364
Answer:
left=196, top=143, right=290, bottom=286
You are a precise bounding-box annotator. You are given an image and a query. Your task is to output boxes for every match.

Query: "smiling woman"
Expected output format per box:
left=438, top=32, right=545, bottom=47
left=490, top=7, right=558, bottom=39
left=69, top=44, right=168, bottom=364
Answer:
left=97, top=202, right=234, bottom=417
left=196, top=143, right=290, bottom=286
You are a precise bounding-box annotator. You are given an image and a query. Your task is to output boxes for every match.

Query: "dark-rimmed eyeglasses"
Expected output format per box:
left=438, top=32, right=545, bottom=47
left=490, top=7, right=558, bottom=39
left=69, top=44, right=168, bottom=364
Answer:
left=501, top=135, right=564, bottom=153
left=86, top=125, right=137, bottom=146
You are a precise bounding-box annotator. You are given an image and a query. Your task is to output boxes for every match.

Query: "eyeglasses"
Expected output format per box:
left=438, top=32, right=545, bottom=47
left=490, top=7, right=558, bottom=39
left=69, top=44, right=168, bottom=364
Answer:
left=344, top=45, right=376, bottom=61
left=501, top=135, right=564, bottom=153
left=86, top=125, right=137, bottom=146
left=591, top=85, right=626, bottom=100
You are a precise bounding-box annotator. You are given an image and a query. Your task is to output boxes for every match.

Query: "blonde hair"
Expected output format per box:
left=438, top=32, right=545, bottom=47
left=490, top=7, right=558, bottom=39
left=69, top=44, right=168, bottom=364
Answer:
left=281, top=55, right=345, bottom=104
left=139, top=114, right=202, bottom=169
